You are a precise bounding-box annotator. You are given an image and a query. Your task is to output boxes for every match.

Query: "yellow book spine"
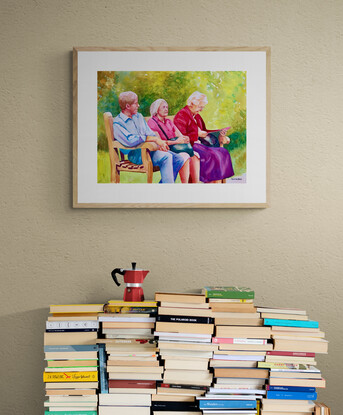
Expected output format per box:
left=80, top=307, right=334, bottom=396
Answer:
left=107, top=301, right=157, bottom=306
left=43, top=371, right=98, bottom=382
left=257, top=399, right=260, bottom=415
left=50, top=304, right=104, bottom=307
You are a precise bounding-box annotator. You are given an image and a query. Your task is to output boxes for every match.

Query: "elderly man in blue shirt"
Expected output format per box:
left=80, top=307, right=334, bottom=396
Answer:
left=113, top=91, right=185, bottom=183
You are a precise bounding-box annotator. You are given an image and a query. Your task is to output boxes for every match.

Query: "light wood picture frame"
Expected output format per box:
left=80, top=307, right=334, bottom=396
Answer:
left=73, top=47, right=270, bottom=208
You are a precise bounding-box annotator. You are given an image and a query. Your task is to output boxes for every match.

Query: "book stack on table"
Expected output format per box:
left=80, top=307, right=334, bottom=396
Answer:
left=43, top=291, right=332, bottom=415
left=198, top=287, right=270, bottom=414
left=153, top=292, right=216, bottom=415
left=97, top=300, right=161, bottom=415
left=43, top=304, right=103, bottom=415
left=258, top=306, right=329, bottom=415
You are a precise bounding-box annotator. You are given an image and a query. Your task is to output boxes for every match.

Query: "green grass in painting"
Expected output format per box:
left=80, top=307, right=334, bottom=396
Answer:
left=228, top=145, right=246, bottom=177
left=98, top=149, right=245, bottom=184
left=97, top=151, right=111, bottom=183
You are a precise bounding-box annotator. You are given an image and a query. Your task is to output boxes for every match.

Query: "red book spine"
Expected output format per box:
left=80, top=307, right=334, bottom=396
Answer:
left=109, top=379, right=156, bottom=388
left=212, top=337, right=232, bottom=344
left=266, top=351, right=315, bottom=357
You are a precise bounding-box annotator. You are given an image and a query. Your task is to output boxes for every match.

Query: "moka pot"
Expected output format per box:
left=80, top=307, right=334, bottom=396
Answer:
left=111, top=262, right=149, bottom=302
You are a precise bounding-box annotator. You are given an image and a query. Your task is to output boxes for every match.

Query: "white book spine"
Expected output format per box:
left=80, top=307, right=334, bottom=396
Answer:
left=215, top=338, right=267, bottom=345
left=46, top=321, right=99, bottom=330
left=208, top=387, right=266, bottom=394
left=99, top=317, right=156, bottom=322
left=212, top=354, right=265, bottom=361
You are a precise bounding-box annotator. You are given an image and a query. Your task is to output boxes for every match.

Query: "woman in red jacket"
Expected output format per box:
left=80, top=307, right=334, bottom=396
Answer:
left=174, top=91, right=234, bottom=183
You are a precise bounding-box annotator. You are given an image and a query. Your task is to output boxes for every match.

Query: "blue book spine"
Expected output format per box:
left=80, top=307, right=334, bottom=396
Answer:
left=267, top=391, right=317, bottom=400
left=44, top=345, right=99, bottom=352
left=268, top=385, right=316, bottom=393
left=199, top=400, right=256, bottom=409
left=98, top=343, right=109, bottom=393
left=263, top=319, right=319, bottom=328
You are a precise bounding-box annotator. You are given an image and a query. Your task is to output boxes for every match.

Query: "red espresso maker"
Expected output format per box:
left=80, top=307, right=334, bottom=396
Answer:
left=111, top=262, right=149, bottom=302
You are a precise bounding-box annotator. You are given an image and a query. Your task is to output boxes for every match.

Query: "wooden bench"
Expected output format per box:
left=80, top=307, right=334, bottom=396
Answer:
left=104, top=112, right=227, bottom=184
left=103, top=112, right=159, bottom=184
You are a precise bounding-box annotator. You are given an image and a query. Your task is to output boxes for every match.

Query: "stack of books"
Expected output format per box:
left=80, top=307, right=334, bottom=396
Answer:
left=201, top=287, right=271, bottom=414
left=43, top=291, right=332, bottom=414
left=314, top=402, right=331, bottom=414
left=153, top=292, right=215, bottom=415
left=258, top=306, right=329, bottom=415
left=97, top=300, right=161, bottom=415
left=43, top=304, right=102, bottom=415
left=203, top=287, right=258, bottom=322
left=101, top=300, right=157, bottom=340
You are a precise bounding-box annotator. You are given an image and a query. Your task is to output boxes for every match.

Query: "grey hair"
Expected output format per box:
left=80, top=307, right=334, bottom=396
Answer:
left=187, top=91, right=208, bottom=106
left=150, top=99, right=167, bottom=117
left=118, top=91, right=138, bottom=110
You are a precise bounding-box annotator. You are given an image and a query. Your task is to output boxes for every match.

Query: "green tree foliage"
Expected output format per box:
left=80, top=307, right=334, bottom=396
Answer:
left=97, top=71, right=246, bottom=152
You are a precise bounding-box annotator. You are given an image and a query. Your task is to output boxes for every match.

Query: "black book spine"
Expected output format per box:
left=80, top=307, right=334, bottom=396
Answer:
left=152, top=401, right=199, bottom=411
left=156, top=315, right=214, bottom=324
left=105, top=306, right=157, bottom=314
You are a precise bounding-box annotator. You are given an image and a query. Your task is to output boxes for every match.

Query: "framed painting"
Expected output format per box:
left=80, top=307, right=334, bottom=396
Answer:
left=73, top=47, right=270, bottom=208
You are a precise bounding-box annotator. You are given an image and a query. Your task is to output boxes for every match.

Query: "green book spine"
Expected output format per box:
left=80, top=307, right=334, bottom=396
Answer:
left=204, top=286, right=254, bottom=299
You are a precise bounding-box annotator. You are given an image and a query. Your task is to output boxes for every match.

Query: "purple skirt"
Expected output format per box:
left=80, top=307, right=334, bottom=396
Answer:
left=193, top=143, right=234, bottom=183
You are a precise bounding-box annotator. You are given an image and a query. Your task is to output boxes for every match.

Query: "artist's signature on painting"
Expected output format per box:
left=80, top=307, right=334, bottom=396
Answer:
left=228, top=174, right=246, bottom=183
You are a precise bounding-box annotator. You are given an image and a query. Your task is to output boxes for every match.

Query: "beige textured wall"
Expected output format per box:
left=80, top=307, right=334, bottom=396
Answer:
left=1, top=0, right=342, bottom=413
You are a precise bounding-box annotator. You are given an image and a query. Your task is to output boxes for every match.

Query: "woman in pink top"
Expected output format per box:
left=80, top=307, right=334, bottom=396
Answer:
left=148, top=99, right=200, bottom=183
